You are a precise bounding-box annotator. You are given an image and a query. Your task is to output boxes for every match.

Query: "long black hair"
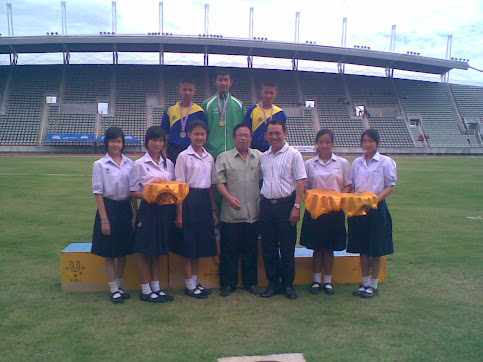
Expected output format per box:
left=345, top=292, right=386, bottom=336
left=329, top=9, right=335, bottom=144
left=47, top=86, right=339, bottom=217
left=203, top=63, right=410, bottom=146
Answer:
left=361, top=128, right=380, bottom=146
left=104, top=127, right=125, bottom=153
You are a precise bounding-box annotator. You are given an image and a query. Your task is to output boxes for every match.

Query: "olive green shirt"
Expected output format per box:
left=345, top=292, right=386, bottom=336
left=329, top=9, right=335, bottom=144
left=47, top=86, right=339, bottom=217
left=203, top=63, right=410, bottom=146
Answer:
left=212, top=147, right=262, bottom=223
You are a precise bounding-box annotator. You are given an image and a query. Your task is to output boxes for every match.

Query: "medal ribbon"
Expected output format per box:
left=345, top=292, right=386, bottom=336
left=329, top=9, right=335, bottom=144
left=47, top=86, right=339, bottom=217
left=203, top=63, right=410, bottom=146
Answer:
left=179, top=102, right=193, bottom=131
left=260, top=104, right=274, bottom=125
left=217, top=92, right=230, bottom=121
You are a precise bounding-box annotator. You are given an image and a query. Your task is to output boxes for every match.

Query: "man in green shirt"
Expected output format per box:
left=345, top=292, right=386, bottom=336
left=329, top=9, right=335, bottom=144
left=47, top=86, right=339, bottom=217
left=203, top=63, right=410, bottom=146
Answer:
left=212, top=124, right=262, bottom=297
left=203, top=71, right=245, bottom=159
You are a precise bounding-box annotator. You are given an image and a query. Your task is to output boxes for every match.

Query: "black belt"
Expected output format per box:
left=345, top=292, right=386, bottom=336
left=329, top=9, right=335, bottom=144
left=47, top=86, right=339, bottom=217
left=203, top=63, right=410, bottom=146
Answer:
left=261, top=193, right=295, bottom=204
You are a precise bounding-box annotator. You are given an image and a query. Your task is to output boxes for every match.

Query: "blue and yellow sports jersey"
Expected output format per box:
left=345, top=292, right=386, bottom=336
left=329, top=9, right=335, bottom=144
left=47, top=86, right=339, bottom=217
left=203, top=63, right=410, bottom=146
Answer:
left=161, top=103, right=208, bottom=148
left=243, top=104, right=286, bottom=151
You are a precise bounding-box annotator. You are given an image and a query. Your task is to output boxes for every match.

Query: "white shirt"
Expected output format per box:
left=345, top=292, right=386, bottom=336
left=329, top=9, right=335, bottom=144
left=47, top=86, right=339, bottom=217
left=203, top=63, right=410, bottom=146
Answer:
left=129, top=152, right=175, bottom=192
left=260, top=142, right=307, bottom=199
left=351, top=151, right=397, bottom=195
left=175, top=145, right=214, bottom=189
left=305, top=153, right=352, bottom=191
left=92, top=153, right=133, bottom=200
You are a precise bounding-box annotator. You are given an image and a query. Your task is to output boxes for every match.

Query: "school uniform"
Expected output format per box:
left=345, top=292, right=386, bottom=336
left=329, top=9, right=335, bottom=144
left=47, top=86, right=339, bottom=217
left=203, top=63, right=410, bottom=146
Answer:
left=173, top=145, right=217, bottom=258
left=300, top=153, right=352, bottom=251
left=260, top=142, right=307, bottom=287
left=243, top=104, right=286, bottom=152
left=91, top=154, right=134, bottom=258
left=130, top=152, right=176, bottom=257
left=160, top=102, right=208, bottom=163
left=347, top=152, right=397, bottom=256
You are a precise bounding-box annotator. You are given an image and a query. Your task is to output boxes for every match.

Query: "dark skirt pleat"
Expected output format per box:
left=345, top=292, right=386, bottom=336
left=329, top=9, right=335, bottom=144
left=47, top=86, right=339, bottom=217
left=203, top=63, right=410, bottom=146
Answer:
left=347, top=200, right=394, bottom=257
left=133, top=200, right=176, bottom=257
left=171, top=188, right=217, bottom=258
left=91, top=198, right=134, bottom=258
left=300, top=209, right=347, bottom=251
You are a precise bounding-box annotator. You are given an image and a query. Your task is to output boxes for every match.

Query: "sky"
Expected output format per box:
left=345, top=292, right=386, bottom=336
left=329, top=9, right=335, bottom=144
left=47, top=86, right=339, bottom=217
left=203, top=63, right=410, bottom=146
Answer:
left=1, top=0, right=482, bottom=85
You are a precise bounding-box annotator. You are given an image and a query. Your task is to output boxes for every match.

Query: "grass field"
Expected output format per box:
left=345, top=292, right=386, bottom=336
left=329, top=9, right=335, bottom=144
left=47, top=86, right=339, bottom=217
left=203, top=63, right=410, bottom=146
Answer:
left=0, top=155, right=482, bottom=361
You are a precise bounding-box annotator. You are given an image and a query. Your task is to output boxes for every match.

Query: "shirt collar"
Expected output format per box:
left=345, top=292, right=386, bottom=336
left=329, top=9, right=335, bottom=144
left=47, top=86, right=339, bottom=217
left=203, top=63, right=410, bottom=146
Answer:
left=102, top=153, right=126, bottom=167
left=144, top=152, right=164, bottom=166
left=268, top=142, right=289, bottom=155
left=232, top=147, right=255, bottom=159
left=315, top=153, right=337, bottom=165
left=187, top=145, right=209, bottom=159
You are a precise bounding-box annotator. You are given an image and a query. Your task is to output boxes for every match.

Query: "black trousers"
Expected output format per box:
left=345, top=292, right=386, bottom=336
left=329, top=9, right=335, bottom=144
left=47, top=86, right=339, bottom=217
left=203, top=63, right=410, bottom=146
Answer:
left=260, top=195, right=296, bottom=287
left=219, top=221, right=259, bottom=289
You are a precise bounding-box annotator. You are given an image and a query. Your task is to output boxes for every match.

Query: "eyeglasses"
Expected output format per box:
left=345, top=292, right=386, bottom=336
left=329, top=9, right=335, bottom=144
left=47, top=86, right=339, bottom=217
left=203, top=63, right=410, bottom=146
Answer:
left=235, top=133, right=251, bottom=138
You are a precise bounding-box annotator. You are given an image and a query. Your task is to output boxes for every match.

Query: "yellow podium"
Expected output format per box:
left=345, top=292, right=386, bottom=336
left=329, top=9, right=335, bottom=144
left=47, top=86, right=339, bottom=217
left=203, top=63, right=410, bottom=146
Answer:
left=61, top=243, right=385, bottom=292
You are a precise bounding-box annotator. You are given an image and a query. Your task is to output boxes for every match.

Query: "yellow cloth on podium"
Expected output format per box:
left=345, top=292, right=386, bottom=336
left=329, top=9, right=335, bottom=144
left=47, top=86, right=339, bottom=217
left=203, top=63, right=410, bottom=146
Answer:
left=340, top=191, right=378, bottom=217
left=143, top=181, right=190, bottom=205
left=303, top=190, right=342, bottom=219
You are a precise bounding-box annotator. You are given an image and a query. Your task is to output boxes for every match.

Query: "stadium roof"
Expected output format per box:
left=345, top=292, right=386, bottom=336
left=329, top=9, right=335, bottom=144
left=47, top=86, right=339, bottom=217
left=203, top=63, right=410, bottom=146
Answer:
left=0, top=35, right=469, bottom=75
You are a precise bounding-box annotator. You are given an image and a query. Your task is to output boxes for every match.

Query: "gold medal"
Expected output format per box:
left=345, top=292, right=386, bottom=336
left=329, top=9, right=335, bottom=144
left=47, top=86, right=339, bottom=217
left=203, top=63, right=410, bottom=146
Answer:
left=180, top=131, right=186, bottom=138
left=219, top=119, right=226, bottom=127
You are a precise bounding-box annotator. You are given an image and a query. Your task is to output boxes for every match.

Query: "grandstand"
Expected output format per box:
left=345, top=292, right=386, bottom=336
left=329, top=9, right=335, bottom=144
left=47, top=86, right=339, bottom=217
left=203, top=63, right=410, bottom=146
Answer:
left=0, top=35, right=482, bottom=155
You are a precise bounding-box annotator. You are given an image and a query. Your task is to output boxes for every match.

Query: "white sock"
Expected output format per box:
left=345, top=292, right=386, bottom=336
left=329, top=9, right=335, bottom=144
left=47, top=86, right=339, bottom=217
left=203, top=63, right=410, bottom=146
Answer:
left=150, top=280, right=160, bottom=293
left=370, top=278, right=379, bottom=289
left=313, top=272, right=322, bottom=284
left=323, top=275, right=332, bottom=285
left=362, top=276, right=370, bottom=287
left=141, top=283, right=152, bottom=295
left=116, top=278, right=123, bottom=289
left=108, top=281, right=119, bottom=293
left=192, top=275, right=198, bottom=285
left=185, top=278, right=196, bottom=290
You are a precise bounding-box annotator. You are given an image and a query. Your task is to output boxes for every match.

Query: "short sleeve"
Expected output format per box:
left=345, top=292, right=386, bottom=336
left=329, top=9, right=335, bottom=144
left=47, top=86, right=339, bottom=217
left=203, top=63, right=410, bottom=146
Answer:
left=160, top=109, right=170, bottom=133
left=243, top=106, right=253, bottom=126
left=213, top=155, right=227, bottom=184
left=129, top=162, right=143, bottom=192
left=293, top=151, right=307, bottom=181
left=174, top=154, right=187, bottom=182
left=167, top=159, right=176, bottom=181
left=304, top=160, right=313, bottom=189
left=341, top=158, right=352, bottom=187
left=383, top=158, right=397, bottom=187
left=92, top=161, right=104, bottom=195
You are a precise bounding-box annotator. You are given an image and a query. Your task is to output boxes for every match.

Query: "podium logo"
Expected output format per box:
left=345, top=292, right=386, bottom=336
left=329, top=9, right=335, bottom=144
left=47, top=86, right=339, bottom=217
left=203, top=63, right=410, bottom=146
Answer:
left=65, top=260, right=85, bottom=281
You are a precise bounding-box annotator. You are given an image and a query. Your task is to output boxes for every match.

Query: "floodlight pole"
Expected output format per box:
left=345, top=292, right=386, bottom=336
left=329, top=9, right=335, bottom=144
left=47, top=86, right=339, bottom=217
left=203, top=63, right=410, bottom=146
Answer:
left=6, top=3, right=14, bottom=36
left=292, top=12, right=300, bottom=70
left=248, top=7, right=254, bottom=68
left=390, top=25, right=396, bottom=52
left=61, top=1, right=67, bottom=35
left=112, top=1, right=117, bottom=34
left=159, top=2, right=164, bottom=34
left=443, top=35, right=453, bottom=83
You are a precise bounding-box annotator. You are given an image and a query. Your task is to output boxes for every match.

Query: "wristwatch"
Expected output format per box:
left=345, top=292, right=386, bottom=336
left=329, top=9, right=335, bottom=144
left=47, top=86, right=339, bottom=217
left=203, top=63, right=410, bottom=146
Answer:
left=293, top=203, right=301, bottom=209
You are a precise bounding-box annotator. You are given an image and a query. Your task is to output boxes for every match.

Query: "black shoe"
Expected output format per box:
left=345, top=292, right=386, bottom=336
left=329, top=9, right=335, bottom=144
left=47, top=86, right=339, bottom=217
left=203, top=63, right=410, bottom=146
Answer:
left=111, top=291, right=124, bottom=304
left=196, top=284, right=212, bottom=295
left=118, top=287, right=130, bottom=299
left=185, top=287, right=208, bottom=299
left=360, top=286, right=379, bottom=298
left=246, top=285, right=260, bottom=295
left=352, top=284, right=368, bottom=296
left=260, top=284, right=281, bottom=298
left=140, top=292, right=165, bottom=303
left=309, top=282, right=321, bottom=295
left=219, top=285, right=235, bottom=297
left=284, top=286, right=297, bottom=300
left=322, top=283, right=335, bottom=295
left=155, top=289, right=174, bottom=302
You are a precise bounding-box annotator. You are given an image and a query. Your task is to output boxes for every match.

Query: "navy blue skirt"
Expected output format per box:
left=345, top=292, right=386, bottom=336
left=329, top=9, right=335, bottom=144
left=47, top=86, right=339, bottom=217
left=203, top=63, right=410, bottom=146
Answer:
left=133, top=200, right=176, bottom=257
left=172, top=188, right=217, bottom=258
left=347, top=200, right=394, bottom=257
left=299, top=209, right=347, bottom=251
left=91, top=198, right=134, bottom=258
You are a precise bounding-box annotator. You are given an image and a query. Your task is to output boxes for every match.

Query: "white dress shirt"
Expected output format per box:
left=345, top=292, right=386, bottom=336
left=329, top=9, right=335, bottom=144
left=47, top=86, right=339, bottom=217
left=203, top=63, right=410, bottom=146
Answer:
left=92, top=153, right=133, bottom=200
left=260, top=142, right=307, bottom=199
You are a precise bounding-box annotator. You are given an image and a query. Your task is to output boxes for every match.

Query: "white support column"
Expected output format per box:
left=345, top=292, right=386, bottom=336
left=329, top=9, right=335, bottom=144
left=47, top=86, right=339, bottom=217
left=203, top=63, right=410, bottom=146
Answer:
left=112, top=1, right=117, bottom=34
left=204, top=4, right=209, bottom=35
left=159, top=2, right=164, bottom=34
left=389, top=25, right=396, bottom=52
left=61, top=1, right=67, bottom=35
left=295, top=12, right=300, bottom=43
left=6, top=3, right=14, bottom=36
left=341, top=17, right=347, bottom=47
left=443, top=35, right=453, bottom=83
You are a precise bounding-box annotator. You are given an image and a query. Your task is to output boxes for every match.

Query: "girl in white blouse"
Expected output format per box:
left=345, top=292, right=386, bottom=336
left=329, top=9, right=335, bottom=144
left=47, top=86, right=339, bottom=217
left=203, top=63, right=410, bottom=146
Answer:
left=91, top=127, right=135, bottom=304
